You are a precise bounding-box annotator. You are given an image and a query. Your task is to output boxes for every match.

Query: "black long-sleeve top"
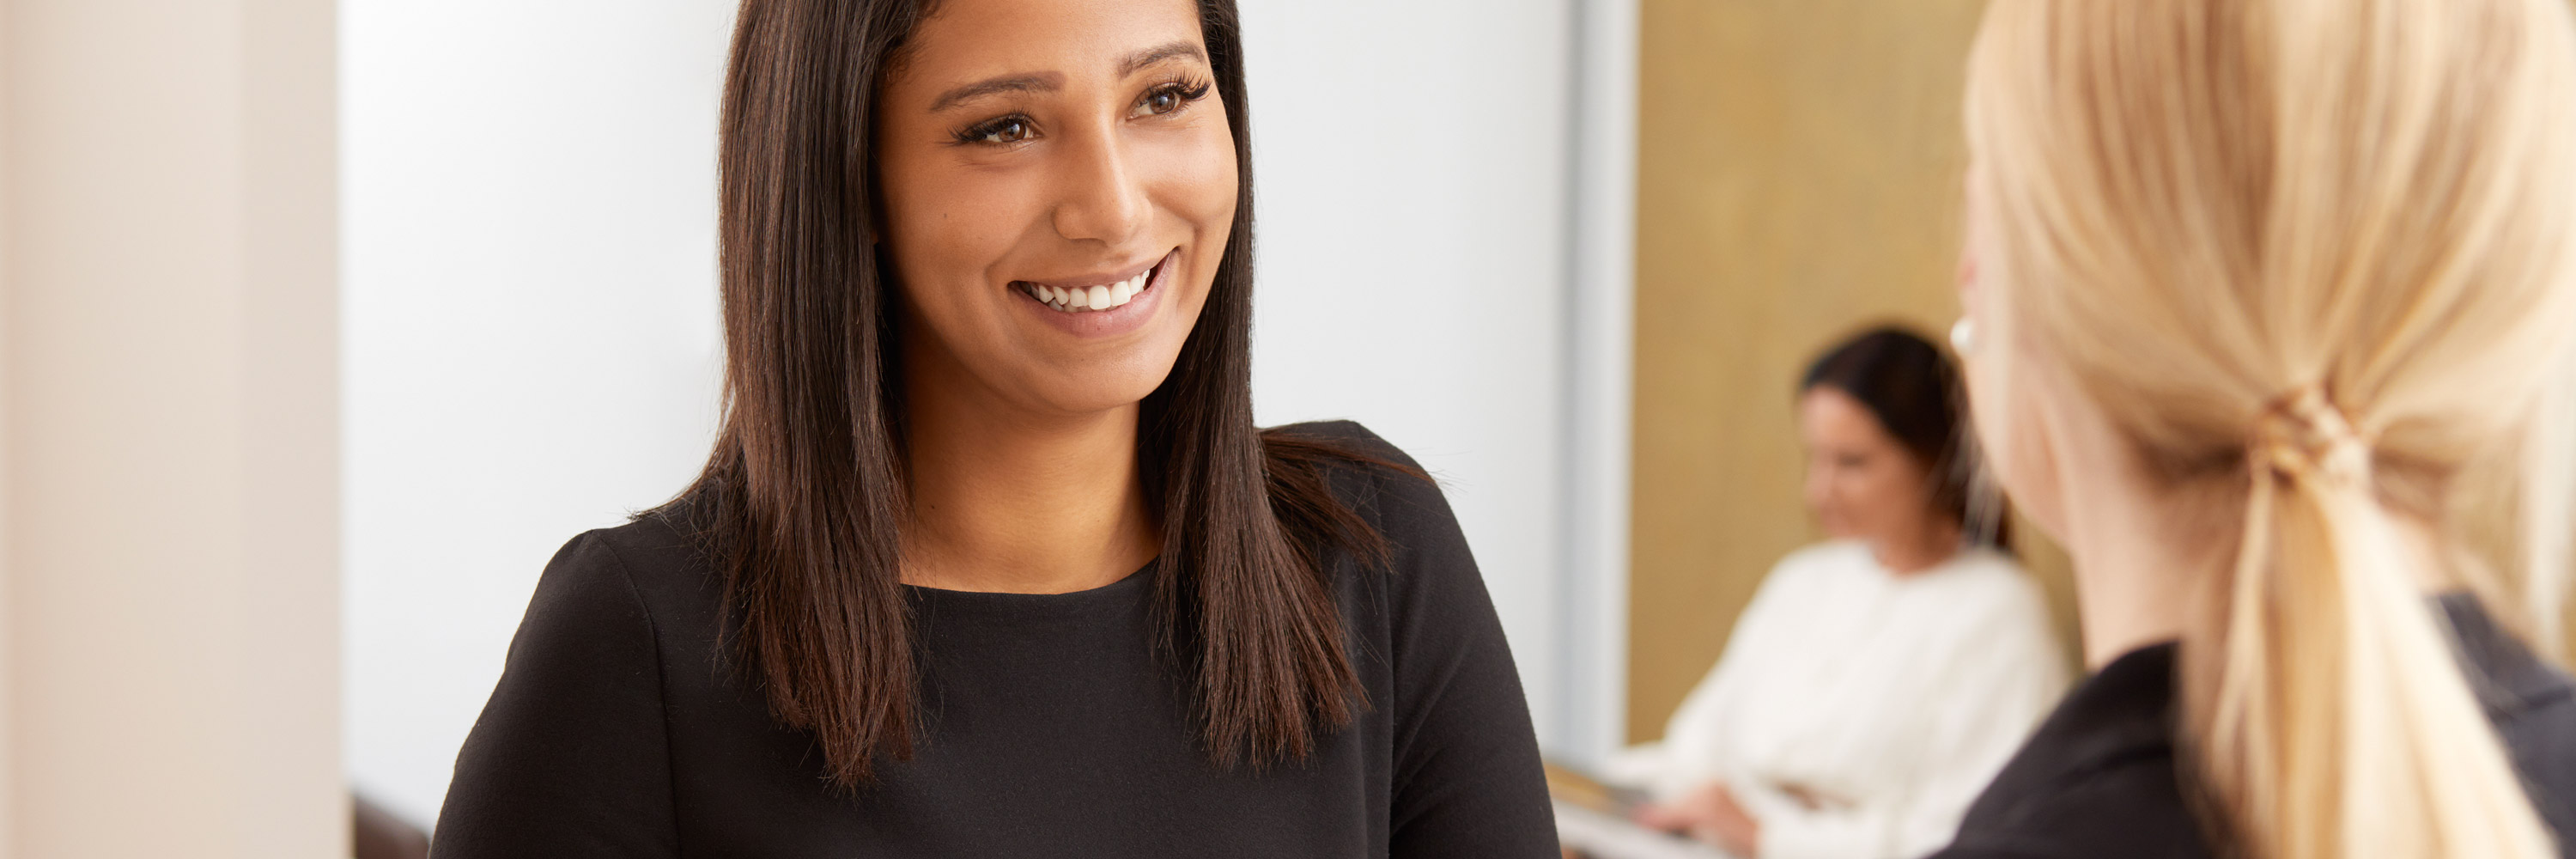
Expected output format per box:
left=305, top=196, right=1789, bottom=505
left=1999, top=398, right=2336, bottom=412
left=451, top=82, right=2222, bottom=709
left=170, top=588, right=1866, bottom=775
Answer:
left=429, top=421, right=1560, bottom=857
left=1931, top=593, right=2576, bottom=858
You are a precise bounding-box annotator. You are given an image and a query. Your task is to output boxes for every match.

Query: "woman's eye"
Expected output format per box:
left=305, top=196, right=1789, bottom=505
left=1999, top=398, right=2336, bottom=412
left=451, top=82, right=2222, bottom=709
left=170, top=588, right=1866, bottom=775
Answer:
left=1133, top=90, right=1181, bottom=118
left=1132, top=82, right=1206, bottom=119
left=984, top=119, right=1032, bottom=143
left=964, top=118, right=1034, bottom=145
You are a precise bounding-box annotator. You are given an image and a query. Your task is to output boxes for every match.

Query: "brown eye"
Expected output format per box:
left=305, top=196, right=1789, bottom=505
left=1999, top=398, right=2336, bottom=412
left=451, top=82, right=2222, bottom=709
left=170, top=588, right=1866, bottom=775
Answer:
left=1131, top=82, right=1207, bottom=119
left=977, top=118, right=1032, bottom=143
left=956, top=116, right=1036, bottom=146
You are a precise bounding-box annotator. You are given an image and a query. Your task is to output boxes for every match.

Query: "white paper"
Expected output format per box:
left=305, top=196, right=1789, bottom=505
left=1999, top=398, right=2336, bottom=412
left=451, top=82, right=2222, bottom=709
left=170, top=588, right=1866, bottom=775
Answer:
left=1554, top=801, right=1740, bottom=859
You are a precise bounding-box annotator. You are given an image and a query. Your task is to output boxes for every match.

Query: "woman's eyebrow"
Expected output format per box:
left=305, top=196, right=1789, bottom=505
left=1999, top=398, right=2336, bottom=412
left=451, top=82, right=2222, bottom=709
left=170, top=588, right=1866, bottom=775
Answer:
left=928, top=72, right=1065, bottom=113
left=927, top=42, right=1206, bottom=113
left=1118, top=41, right=1206, bottom=76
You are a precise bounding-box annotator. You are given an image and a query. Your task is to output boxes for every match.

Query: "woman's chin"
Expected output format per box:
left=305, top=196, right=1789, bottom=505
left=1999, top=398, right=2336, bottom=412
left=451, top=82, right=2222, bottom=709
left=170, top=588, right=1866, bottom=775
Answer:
left=1009, top=371, right=1177, bottom=419
left=993, top=331, right=1196, bottom=418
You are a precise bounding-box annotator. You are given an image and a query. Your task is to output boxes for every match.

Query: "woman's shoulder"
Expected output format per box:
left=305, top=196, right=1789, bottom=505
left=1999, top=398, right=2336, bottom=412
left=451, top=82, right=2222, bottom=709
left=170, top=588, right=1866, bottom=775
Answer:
left=1750, top=540, right=1874, bottom=602
left=1262, top=419, right=1449, bottom=533
left=1899, top=547, right=2050, bottom=622
left=1923, top=545, right=2031, bottom=585
left=1937, top=723, right=2204, bottom=852
left=1262, top=420, right=1485, bottom=617
left=2442, top=595, right=2576, bottom=838
left=529, top=509, right=728, bottom=636
left=1935, top=643, right=2205, bottom=858
left=1774, top=539, right=1878, bottom=577
left=1266, top=417, right=1390, bottom=449
left=1932, top=765, right=2208, bottom=859
left=1264, top=418, right=1416, bottom=474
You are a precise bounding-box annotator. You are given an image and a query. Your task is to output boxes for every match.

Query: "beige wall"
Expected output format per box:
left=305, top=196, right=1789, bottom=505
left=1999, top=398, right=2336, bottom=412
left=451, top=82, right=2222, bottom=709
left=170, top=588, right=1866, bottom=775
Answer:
left=1, top=0, right=343, bottom=855
left=0, top=0, right=13, bottom=844
left=1626, top=0, right=2079, bottom=743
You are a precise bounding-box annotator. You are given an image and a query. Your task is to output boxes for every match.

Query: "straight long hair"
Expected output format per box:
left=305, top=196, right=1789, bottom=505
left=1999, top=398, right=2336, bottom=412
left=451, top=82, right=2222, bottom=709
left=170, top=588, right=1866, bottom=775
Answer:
left=1966, top=1, right=2576, bottom=857
left=668, top=0, right=1392, bottom=787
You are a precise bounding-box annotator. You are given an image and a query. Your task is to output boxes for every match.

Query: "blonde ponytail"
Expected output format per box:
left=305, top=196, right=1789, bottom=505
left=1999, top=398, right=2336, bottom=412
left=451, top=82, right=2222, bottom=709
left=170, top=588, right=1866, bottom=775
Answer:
left=2197, top=386, right=2553, bottom=858
left=1964, top=1, right=2576, bottom=857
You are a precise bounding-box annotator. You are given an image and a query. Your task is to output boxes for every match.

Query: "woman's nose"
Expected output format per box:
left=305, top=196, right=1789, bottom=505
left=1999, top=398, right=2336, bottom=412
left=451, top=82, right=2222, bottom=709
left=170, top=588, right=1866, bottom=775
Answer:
left=1049, top=128, right=1150, bottom=246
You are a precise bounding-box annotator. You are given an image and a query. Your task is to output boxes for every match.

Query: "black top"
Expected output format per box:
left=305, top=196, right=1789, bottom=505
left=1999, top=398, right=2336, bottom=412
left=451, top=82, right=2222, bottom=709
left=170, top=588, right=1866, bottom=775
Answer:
left=1933, top=594, right=2576, bottom=859
left=428, top=422, right=1558, bottom=858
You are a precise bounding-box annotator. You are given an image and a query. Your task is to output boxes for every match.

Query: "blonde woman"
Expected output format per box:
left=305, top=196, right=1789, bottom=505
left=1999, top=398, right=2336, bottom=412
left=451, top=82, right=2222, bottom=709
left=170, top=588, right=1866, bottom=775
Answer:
left=1936, top=2, right=2576, bottom=859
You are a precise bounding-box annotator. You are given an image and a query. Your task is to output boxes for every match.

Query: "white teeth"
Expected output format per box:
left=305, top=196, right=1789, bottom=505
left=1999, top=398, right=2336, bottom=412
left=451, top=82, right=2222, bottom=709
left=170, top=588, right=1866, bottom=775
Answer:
left=1028, top=262, right=1157, bottom=314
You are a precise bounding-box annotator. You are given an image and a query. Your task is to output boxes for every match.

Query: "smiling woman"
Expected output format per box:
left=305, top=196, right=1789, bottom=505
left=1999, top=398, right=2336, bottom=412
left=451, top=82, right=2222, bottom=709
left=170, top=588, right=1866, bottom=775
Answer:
left=422, top=0, right=1558, bottom=856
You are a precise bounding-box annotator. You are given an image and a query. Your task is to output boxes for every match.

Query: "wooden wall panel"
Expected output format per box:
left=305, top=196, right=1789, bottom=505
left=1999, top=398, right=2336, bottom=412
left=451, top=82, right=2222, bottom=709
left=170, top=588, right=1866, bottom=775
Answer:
left=1627, top=0, right=2079, bottom=742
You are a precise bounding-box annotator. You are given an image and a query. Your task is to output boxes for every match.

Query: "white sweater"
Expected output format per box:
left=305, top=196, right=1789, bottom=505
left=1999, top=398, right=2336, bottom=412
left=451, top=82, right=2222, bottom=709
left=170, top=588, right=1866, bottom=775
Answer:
left=1607, top=541, right=2071, bottom=859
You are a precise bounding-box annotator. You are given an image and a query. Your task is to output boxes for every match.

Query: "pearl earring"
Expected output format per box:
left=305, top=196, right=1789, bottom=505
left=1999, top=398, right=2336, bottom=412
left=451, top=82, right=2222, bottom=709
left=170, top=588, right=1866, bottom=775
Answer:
left=1949, top=317, right=1978, bottom=354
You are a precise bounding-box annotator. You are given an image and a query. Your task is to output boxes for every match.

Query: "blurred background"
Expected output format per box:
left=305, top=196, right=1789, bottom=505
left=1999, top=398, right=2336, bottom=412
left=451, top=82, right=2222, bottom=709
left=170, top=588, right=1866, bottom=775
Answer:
left=1625, top=0, right=2079, bottom=744
left=0, top=0, right=2099, bottom=855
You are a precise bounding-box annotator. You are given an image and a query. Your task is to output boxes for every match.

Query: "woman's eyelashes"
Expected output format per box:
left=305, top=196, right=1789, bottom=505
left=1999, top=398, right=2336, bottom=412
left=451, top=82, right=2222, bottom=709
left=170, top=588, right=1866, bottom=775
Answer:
left=947, top=76, right=1215, bottom=147
left=1129, top=77, right=1213, bottom=119
left=955, top=114, right=1036, bottom=146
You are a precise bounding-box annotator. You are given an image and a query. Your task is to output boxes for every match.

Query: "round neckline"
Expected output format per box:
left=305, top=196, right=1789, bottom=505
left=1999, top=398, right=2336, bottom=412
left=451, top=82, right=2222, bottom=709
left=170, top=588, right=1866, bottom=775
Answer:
left=1832, top=539, right=1976, bottom=582
left=902, top=560, right=1157, bottom=615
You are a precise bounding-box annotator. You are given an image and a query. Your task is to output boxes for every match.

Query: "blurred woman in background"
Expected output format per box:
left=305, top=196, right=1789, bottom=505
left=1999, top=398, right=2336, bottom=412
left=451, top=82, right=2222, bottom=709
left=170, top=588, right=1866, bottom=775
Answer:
left=1615, top=326, right=2069, bottom=859
left=1935, top=1, right=2576, bottom=858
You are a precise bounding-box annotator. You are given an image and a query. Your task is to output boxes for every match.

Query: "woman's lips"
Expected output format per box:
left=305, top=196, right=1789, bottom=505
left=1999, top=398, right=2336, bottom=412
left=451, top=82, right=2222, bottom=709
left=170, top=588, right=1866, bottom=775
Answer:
left=1018, top=257, right=1157, bottom=313
left=1014, top=249, right=1177, bottom=338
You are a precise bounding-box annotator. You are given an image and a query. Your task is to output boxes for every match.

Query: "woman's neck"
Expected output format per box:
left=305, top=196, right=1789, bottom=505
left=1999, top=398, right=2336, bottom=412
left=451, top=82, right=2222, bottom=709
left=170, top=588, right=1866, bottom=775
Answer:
left=2030, top=384, right=2202, bottom=670
left=1873, top=517, right=1964, bottom=576
left=2060, top=485, right=2203, bottom=670
left=896, top=358, right=1160, bottom=594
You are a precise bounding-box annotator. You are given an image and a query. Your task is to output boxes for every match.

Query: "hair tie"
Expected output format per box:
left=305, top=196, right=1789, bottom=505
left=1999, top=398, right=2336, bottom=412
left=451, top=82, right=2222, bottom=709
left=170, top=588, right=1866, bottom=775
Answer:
left=2251, top=384, right=2372, bottom=483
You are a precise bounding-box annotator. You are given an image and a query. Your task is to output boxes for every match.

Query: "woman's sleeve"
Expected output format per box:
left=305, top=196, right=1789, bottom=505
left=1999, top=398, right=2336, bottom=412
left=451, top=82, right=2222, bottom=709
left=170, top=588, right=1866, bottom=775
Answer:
left=1371, top=465, right=1563, bottom=858
left=429, top=532, right=682, bottom=858
left=1626, top=554, right=1810, bottom=798
left=1753, top=581, right=2069, bottom=859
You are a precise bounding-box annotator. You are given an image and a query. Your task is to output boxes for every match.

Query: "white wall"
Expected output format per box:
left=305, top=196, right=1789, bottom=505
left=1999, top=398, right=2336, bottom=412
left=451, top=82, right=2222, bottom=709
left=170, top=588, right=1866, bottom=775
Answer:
left=1234, top=0, right=1580, bottom=752
left=343, top=0, right=1600, bottom=828
left=340, top=0, right=734, bottom=827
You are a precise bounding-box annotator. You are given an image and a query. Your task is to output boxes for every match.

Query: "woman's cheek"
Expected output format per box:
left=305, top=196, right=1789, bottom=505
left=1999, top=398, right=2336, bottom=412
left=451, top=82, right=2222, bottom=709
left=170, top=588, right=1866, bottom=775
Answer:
left=882, top=161, right=1042, bottom=317
left=1156, top=119, right=1239, bottom=232
left=1862, top=470, right=1908, bottom=537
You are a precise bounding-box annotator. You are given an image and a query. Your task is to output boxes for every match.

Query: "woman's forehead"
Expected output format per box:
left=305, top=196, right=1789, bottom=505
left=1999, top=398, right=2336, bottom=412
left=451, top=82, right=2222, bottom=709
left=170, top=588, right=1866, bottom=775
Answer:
left=888, top=0, right=1206, bottom=98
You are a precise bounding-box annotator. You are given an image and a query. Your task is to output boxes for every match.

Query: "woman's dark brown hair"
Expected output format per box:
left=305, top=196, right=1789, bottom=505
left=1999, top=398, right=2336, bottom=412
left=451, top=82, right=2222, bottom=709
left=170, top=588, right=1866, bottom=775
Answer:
left=661, top=0, right=1393, bottom=787
left=1800, top=326, right=2009, bottom=548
